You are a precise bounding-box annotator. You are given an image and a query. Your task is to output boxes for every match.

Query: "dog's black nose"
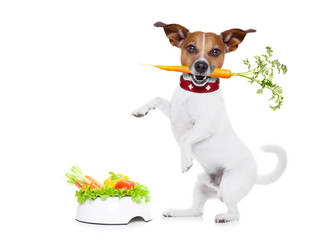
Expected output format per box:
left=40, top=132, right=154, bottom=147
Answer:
left=194, top=61, right=208, bottom=74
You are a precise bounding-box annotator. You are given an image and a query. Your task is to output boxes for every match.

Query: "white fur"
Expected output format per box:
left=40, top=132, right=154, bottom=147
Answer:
left=132, top=83, right=287, bottom=223
left=200, top=33, right=205, bottom=57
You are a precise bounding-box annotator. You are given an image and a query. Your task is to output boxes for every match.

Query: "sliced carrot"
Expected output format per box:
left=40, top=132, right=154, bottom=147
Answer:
left=145, top=64, right=231, bottom=79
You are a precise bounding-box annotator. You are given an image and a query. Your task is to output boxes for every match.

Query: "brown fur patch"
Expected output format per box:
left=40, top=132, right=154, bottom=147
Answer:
left=154, top=22, right=255, bottom=70
left=220, top=28, right=256, bottom=53
left=204, top=33, right=225, bottom=69
left=180, top=32, right=225, bottom=69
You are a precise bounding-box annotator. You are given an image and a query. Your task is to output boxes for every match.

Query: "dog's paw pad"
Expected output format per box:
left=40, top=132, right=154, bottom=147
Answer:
left=132, top=106, right=152, bottom=118
left=215, top=213, right=239, bottom=223
left=132, top=111, right=148, bottom=118
left=215, top=217, right=230, bottom=223
left=162, top=209, right=173, bottom=217
left=181, top=163, right=193, bottom=173
left=181, top=156, right=193, bottom=173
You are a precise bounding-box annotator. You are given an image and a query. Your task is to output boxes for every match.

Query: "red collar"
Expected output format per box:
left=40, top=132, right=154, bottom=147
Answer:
left=180, top=76, right=220, bottom=93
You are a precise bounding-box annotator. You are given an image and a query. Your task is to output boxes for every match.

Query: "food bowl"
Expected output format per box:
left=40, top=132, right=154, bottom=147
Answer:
left=75, top=197, right=152, bottom=225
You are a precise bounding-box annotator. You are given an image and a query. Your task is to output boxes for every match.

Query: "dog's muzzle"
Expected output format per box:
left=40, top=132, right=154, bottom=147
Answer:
left=190, top=59, right=213, bottom=86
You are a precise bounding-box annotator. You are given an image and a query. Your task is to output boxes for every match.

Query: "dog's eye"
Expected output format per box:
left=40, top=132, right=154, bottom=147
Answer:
left=210, top=48, right=221, bottom=57
left=186, top=45, right=196, bottom=54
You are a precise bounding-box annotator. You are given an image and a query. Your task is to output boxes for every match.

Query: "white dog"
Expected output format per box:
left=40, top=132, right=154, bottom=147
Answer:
left=132, top=22, right=287, bottom=223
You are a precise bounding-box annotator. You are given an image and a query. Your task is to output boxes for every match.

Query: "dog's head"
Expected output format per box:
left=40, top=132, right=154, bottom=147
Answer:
left=154, top=22, right=256, bottom=86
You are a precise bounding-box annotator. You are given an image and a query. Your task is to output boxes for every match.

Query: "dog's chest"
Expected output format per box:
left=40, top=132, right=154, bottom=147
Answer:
left=170, top=87, right=219, bottom=142
left=170, top=88, right=195, bottom=139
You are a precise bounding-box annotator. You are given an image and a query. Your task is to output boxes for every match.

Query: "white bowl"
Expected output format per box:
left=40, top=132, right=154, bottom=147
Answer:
left=75, top=197, right=152, bottom=225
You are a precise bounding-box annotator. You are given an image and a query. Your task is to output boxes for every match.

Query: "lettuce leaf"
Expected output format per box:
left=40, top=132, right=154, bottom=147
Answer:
left=74, top=183, right=151, bottom=204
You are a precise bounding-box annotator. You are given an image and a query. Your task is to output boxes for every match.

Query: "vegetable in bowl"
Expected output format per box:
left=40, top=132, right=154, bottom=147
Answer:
left=65, top=165, right=151, bottom=204
left=75, top=184, right=151, bottom=204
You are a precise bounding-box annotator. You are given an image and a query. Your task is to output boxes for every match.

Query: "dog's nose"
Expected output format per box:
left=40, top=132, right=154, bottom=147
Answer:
left=194, top=61, right=209, bottom=74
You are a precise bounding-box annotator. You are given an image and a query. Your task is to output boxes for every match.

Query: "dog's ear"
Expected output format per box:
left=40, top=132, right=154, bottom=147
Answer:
left=154, top=21, right=189, bottom=48
left=220, top=28, right=256, bottom=53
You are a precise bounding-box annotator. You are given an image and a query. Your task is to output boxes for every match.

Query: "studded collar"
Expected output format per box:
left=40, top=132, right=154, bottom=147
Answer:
left=179, top=74, right=220, bottom=93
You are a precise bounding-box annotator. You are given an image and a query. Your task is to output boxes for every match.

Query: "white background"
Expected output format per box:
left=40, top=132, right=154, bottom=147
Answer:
left=1, top=0, right=335, bottom=239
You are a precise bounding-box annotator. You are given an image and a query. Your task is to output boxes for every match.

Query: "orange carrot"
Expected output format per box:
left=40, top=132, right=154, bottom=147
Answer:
left=144, top=64, right=231, bottom=79
left=75, top=179, right=100, bottom=190
left=89, top=181, right=102, bottom=189
left=81, top=182, right=88, bottom=189
left=65, top=165, right=102, bottom=189
left=147, top=65, right=191, bottom=74
left=85, top=175, right=103, bottom=188
left=85, top=175, right=98, bottom=183
left=210, top=68, right=231, bottom=78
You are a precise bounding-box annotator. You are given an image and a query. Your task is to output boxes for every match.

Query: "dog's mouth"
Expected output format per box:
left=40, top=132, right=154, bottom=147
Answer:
left=190, top=74, right=209, bottom=86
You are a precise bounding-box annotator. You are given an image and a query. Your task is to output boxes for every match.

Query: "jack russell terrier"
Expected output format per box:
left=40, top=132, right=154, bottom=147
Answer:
left=132, top=22, right=287, bottom=223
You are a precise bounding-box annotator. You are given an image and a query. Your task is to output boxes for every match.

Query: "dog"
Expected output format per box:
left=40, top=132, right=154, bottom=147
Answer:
left=132, top=22, right=287, bottom=223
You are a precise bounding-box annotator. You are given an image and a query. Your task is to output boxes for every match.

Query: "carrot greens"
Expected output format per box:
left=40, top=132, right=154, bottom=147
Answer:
left=232, top=46, right=287, bottom=110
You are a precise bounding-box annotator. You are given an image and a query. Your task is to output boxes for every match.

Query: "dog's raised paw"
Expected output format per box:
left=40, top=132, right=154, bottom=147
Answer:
left=132, top=106, right=151, bottom=118
left=181, top=162, right=193, bottom=173
left=132, top=105, right=153, bottom=118
left=132, top=111, right=148, bottom=118
left=181, top=153, right=193, bottom=173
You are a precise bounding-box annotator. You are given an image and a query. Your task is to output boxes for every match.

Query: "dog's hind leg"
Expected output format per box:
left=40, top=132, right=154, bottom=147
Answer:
left=215, top=167, right=256, bottom=223
left=132, top=97, right=171, bottom=119
left=162, top=176, right=217, bottom=217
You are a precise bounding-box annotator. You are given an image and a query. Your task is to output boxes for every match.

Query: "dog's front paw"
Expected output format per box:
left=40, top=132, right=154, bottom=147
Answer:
left=181, top=161, right=193, bottom=173
left=181, top=147, right=193, bottom=173
left=132, top=105, right=152, bottom=118
left=181, top=155, right=193, bottom=173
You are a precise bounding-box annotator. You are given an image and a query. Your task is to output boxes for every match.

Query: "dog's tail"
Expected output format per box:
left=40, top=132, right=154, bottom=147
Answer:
left=255, top=144, right=287, bottom=185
